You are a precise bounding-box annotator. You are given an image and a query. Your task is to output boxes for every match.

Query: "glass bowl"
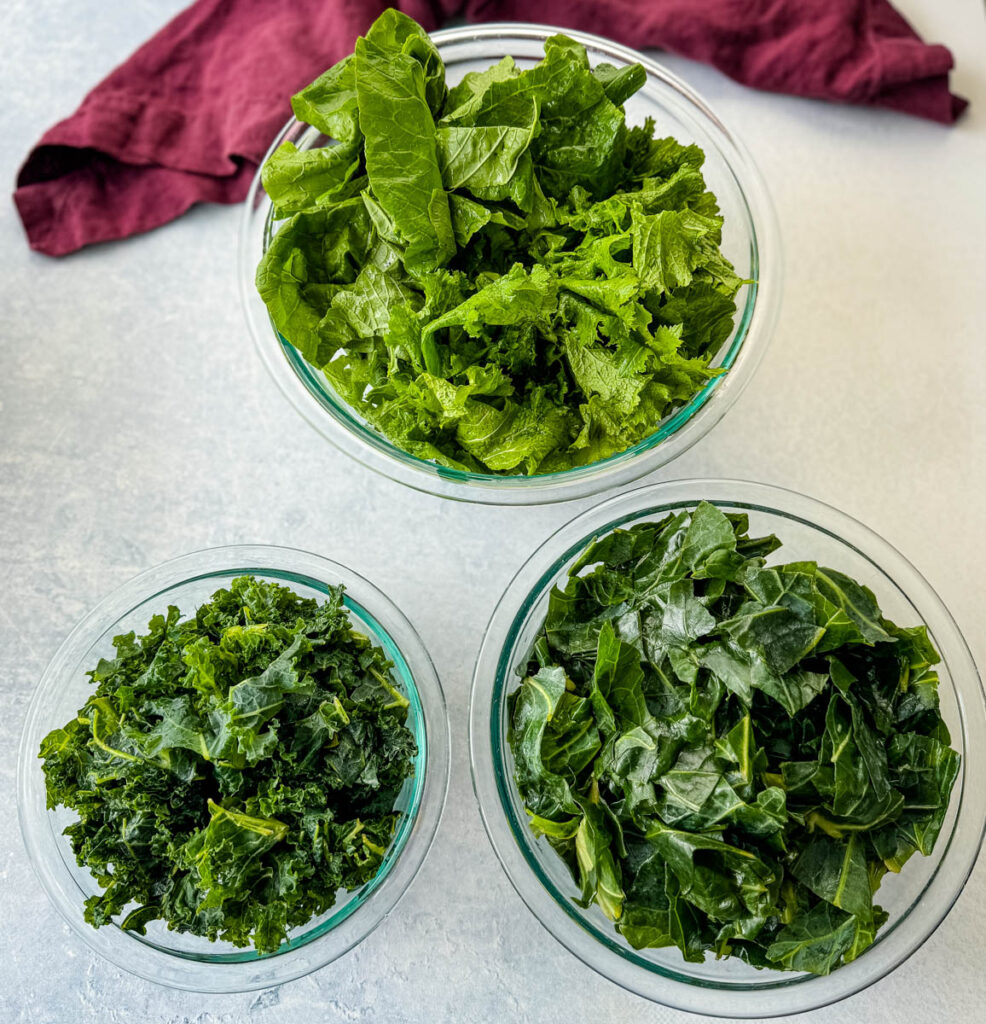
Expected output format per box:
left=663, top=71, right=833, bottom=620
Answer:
left=239, top=24, right=781, bottom=505
left=469, top=479, right=986, bottom=1016
left=17, top=545, right=450, bottom=993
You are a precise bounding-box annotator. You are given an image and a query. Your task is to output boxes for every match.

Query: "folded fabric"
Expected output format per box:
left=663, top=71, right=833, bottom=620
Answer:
left=14, top=0, right=966, bottom=256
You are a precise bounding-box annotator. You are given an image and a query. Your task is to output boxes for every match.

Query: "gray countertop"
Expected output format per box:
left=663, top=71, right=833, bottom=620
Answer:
left=3, top=2, right=985, bottom=1022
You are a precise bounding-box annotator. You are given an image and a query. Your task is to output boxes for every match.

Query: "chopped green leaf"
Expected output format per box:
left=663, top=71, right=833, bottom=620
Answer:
left=509, top=503, right=959, bottom=974
left=256, top=11, right=743, bottom=475
left=40, top=577, right=417, bottom=955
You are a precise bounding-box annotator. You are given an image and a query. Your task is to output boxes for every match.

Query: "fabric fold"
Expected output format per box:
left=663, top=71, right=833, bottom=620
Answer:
left=14, top=0, right=966, bottom=256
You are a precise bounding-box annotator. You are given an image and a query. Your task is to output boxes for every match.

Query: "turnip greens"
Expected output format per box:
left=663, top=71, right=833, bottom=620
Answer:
left=256, top=10, right=742, bottom=474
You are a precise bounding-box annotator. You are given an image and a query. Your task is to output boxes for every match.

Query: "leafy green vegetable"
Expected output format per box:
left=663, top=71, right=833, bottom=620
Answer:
left=508, top=503, right=959, bottom=974
left=256, top=9, right=743, bottom=475
left=40, top=577, right=417, bottom=954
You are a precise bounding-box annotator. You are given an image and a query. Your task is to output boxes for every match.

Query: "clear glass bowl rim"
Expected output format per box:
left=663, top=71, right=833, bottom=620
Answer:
left=238, top=23, right=783, bottom=506
left=17, top=545, right=451, bottom=993
left=468, top=478, right=986, bottom=1017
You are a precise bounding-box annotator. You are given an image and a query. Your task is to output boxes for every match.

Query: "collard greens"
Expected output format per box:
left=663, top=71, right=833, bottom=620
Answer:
left=508, top=503, right=959, bottom=974
left=40, top=577, right=417, bottom=954
left=256, top=10, right=742, bottom=475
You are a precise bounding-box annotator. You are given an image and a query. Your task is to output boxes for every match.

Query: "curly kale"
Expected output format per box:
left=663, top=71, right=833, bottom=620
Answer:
left=40, top=576, right=417, bottom=954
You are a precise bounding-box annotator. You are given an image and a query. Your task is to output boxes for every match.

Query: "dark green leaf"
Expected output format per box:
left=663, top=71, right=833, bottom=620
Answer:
left=766, top=901, right=857, bottom=975
left=41, top=577, right=416, bottom=955
left=508, top=503, right=960, bottom=975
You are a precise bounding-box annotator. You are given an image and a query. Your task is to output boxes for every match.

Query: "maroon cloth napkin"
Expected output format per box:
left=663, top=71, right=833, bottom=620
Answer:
left=15, top=0, right=966, bottom=256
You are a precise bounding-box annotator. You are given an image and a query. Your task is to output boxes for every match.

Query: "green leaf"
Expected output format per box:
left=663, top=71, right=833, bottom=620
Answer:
left=447, top=194, right=526, bottom=246
left=331, top=263, right=419, bottom=338
left=182, top=800, right=289, bottom=906
left=632, top=208, right=710, bottom=294
left=573, top=791, right=625, bottom=920
left=256, top=13, right=743, bottom=476
left=658, top=580, right=717, bottom=649
left=41, top=577, right=416, bottom=955
left=426, top=262, right=559, bottom=340
left=718, top=600, right=825, bottom=677
left=363, top=8, right=447, bottom=114
left=436, top=98, right=539, bottom=196
left=593, top=63, right=647, bottom=106
left=292, top=55, right=360, bottom=143
left=256, top=201, right=373, bottom=366
left=618, top=847, right=706, bottom=959
left=805, top=564, right=893, bottom=646
left=443, top=55, right=518, bottom=116
left=593, top=621, right=648, bottom=727
left=509, top=667, right=578, bottom=819
left=542, top=692, right=601, bottom=778
left=354, top=28, right=454, bottom=273
left=507, top=503, right=960, bottom=975
left=792, top=834, right=873, bottom=918
left=261, top=140, right=362, bottom=219
left=658, top=281, right=738, bottom=358
left=454, top=390, right=573, bottom=474
left=766, top=901, right=857, bottom=975
left=646, top=820, right=779, bottom=924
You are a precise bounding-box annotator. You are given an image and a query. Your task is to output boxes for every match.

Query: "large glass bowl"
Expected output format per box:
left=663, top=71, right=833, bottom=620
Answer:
left=17, top=546, right=450, bottom=993
left=469, top=479, right=986, bottom=1016
left=239, top=25, right=781, bottom=505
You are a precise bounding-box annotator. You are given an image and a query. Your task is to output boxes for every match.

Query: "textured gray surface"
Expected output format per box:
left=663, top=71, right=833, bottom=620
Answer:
left=2, top=2, right=985, bottom=1022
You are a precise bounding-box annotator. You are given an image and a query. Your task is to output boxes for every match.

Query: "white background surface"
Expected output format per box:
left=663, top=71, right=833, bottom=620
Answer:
left=2, top=1, right=984, bottom=1021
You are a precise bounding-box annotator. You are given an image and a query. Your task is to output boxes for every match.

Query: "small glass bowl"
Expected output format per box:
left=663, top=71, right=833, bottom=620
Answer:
left=239, top=24, right=781, bottom=505
left=469, top=479, right=986, bottom=1017
left=17, top=546, right=450, bottom=993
